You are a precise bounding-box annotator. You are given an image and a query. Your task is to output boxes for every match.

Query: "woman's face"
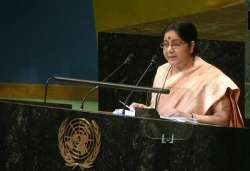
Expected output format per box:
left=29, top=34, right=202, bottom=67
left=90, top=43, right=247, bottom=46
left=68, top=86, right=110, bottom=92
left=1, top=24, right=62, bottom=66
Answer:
left=162, top=30, right=194, bottom=69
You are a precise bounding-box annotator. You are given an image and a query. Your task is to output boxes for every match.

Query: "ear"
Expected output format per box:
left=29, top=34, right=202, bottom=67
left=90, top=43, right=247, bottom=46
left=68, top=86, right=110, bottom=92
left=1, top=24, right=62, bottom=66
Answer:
left=189, top=41, right=195, bottom=54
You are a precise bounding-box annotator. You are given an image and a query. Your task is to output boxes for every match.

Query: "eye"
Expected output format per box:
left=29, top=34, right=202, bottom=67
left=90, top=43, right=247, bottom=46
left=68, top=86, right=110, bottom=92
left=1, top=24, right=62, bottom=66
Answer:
left=172, top=43, right=182, bottom=47
left=160, top=42, right=169, bottom=48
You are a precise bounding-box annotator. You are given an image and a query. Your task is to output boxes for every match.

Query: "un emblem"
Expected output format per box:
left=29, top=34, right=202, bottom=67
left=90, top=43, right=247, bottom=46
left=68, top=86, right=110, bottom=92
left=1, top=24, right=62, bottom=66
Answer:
left=58, top=118, right=101, bottom=169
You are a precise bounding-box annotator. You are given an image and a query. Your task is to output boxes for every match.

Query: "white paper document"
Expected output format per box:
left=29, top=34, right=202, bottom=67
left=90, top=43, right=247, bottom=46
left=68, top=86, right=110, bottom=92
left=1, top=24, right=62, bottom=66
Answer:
left=113, top=109, right=135, bottom=117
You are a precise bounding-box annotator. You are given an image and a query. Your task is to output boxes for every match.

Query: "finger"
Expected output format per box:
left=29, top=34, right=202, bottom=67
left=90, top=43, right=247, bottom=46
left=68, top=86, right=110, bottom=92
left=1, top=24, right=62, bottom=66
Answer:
left=130, top=103, right=145, bottom=109
left=130, top=103, right=139, bottom=108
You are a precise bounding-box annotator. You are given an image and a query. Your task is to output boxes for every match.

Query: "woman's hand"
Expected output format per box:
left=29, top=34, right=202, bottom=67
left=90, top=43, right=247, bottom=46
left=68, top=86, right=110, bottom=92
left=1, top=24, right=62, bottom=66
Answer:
left=129, top=102, right=148, bottom=109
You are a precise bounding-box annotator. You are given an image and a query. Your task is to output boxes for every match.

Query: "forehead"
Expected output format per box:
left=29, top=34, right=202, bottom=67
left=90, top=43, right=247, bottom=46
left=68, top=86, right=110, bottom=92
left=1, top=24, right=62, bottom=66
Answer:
left=163, top=30, right=182, bottom=41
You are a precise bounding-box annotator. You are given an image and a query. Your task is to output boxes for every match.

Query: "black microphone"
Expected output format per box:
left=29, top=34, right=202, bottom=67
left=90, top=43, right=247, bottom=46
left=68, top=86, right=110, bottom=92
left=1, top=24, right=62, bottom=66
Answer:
left=80, top=53, right=135, bottom=110
left=123, top=55, right=158, bottom=107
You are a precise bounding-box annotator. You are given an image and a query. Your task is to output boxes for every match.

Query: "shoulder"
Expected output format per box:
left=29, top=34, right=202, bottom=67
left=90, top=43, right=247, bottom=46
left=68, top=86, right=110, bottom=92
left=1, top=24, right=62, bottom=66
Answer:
left=157, top=63, right=171, bottom=72
left=154, top=63, right=171, bottom=79
left=153, top=63, right=171, bottom=84
left=196, top=56, right=239, bottom=90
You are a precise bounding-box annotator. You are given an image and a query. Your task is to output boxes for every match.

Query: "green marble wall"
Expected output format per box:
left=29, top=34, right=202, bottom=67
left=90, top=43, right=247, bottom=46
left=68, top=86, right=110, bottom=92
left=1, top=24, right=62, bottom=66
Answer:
left=1, top=101, right=250, bottom=170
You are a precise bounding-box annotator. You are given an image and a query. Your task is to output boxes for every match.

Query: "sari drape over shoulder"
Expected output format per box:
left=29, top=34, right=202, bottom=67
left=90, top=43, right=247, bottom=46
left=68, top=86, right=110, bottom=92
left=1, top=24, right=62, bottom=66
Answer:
left=151, top=57, right=244, bottom=128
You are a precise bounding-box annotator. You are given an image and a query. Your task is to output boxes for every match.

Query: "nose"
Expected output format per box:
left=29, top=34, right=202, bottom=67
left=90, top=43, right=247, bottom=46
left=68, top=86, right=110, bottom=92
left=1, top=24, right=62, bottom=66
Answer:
left=166, top=45, right=174, bottom=53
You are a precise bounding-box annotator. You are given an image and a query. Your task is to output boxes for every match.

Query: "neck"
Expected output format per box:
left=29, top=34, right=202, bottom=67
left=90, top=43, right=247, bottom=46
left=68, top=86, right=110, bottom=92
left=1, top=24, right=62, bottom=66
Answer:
left=172, top=56, right=194, bottom=73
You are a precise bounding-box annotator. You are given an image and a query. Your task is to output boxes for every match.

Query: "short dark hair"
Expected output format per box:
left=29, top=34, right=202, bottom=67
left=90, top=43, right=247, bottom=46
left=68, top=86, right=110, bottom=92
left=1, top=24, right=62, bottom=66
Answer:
left=163, top=22, right=198, bottom=56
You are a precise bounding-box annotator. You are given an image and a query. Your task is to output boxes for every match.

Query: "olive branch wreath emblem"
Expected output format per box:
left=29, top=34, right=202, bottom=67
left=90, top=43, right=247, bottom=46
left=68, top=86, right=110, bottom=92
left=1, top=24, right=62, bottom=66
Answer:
left=58, top=118, right=101, bottom=169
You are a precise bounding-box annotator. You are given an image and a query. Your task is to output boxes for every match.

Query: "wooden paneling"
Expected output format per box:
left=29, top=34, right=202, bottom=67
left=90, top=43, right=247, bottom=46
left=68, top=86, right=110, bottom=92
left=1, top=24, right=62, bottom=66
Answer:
left=0, top=84, right=98, bottom=100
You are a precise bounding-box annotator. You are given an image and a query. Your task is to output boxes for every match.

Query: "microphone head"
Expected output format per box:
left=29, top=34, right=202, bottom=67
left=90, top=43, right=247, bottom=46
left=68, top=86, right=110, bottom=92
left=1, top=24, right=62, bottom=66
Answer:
left=123, top=53, right=135, bottom=64
left=150, top=54, right=158, bottom=64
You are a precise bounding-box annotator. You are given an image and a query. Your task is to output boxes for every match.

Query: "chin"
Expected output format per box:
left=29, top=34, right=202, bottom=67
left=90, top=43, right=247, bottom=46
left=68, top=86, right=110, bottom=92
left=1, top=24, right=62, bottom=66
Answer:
left=168, top=61, right=179, bottom=66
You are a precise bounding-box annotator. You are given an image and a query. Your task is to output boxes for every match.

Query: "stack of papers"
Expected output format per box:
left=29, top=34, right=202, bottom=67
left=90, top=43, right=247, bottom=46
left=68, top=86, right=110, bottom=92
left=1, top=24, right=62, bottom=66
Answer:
left=113, top=109, right=135, bottom=117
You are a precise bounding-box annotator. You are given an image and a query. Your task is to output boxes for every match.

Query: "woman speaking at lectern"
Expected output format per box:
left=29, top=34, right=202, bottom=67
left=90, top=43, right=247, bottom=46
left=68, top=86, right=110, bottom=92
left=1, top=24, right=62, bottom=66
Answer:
left=131, top=22, right=244, bottom=128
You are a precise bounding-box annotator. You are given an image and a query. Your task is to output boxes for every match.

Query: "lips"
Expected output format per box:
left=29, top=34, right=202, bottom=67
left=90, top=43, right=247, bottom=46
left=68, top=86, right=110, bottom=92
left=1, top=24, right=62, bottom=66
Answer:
left=167, top=56, right=178, bottom=65
left=168, top=55, right=176, bottom=58
left=168, top=56, right=177, bottom=60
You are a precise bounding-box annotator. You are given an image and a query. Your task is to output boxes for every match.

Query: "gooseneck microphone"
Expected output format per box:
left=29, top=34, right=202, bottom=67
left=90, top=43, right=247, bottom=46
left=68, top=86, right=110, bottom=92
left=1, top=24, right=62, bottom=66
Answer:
left=80, top=53, right=134, bottom=110
left=123, top=55, right=158, bottom=107
left=44, top=77, right=54, bottom=103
